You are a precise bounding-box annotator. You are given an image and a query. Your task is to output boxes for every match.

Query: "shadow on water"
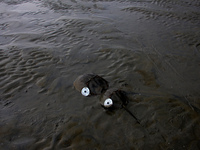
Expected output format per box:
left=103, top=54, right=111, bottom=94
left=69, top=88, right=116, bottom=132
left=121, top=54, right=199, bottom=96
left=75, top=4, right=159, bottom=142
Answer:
left=0, top=0, right=200, bottom=149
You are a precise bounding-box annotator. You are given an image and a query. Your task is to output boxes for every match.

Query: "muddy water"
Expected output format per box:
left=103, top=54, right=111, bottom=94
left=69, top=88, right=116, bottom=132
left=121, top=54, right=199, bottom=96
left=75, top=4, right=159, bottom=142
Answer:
left=0, top=0, right=200, bottom=149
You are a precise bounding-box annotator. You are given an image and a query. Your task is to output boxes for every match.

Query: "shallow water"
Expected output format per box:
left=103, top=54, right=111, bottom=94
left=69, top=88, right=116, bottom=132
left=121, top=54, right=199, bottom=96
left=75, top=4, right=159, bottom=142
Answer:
left=0, top=0, right=200, bottom=149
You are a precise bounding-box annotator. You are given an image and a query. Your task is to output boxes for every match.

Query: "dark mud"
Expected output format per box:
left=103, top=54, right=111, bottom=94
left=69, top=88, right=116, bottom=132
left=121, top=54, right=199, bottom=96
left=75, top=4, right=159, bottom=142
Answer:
left=0, top=0, right=200, bottom=149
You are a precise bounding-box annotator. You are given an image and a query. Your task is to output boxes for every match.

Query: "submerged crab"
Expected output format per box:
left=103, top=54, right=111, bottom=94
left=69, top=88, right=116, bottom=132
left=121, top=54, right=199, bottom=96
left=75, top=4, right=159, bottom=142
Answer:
left=73, top=74, right=109, bottom=97
left=100, top=88, right=128, bottom=109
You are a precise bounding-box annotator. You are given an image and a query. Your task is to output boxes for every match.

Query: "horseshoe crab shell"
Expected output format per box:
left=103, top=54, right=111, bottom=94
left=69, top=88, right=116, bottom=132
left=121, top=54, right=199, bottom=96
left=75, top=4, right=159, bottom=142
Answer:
left=73, top=74, right=109, bottom=96
left=100, top=88, right=128, bottom=108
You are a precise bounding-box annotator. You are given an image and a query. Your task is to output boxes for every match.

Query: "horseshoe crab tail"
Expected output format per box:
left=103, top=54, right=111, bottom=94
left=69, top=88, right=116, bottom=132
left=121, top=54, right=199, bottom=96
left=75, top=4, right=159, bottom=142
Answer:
left=123, top=105, right=140, bottom=124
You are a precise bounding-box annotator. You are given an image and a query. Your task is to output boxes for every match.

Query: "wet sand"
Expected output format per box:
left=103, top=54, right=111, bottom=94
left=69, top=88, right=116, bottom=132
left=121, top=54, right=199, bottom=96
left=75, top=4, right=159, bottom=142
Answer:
left=0, top=0, right=200, bottom=149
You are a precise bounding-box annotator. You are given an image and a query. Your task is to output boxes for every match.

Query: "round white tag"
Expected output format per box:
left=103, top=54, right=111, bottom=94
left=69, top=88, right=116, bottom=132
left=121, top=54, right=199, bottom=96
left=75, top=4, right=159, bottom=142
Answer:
left=81, top=87, right=90, bottom=96
left=104, top=98, right=113, bottom=108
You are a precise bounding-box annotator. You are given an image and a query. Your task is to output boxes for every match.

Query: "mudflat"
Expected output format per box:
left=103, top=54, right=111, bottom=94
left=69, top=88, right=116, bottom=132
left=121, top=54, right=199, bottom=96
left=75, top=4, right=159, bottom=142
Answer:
left=0, top=0, right=200, bottom=149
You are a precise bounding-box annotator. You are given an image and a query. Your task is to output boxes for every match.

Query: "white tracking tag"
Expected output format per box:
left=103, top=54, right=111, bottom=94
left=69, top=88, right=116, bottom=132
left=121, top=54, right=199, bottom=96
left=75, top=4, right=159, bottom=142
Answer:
left=81, top=87, right=90, bottom=96
left=104, top=98, right=113, bottom=108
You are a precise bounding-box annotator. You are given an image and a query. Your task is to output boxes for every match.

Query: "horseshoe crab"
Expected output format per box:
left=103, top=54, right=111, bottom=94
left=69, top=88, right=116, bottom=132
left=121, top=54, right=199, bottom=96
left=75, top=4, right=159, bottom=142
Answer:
left=100, top=88, right=128, bottom=109
left=100, top=88, right=140, bottom=124
left=73, top=74, right=109, bottom=97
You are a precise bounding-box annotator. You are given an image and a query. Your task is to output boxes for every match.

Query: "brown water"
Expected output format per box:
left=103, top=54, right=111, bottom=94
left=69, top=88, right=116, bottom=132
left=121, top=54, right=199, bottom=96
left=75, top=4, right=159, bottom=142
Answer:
left=0, top=0, right=200, bottom=149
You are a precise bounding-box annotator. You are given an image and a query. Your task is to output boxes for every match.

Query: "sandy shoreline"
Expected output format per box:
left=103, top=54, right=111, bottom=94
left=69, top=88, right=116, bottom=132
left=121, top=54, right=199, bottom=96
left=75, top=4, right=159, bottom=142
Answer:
left=1, top=0, right=200, bottom=149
